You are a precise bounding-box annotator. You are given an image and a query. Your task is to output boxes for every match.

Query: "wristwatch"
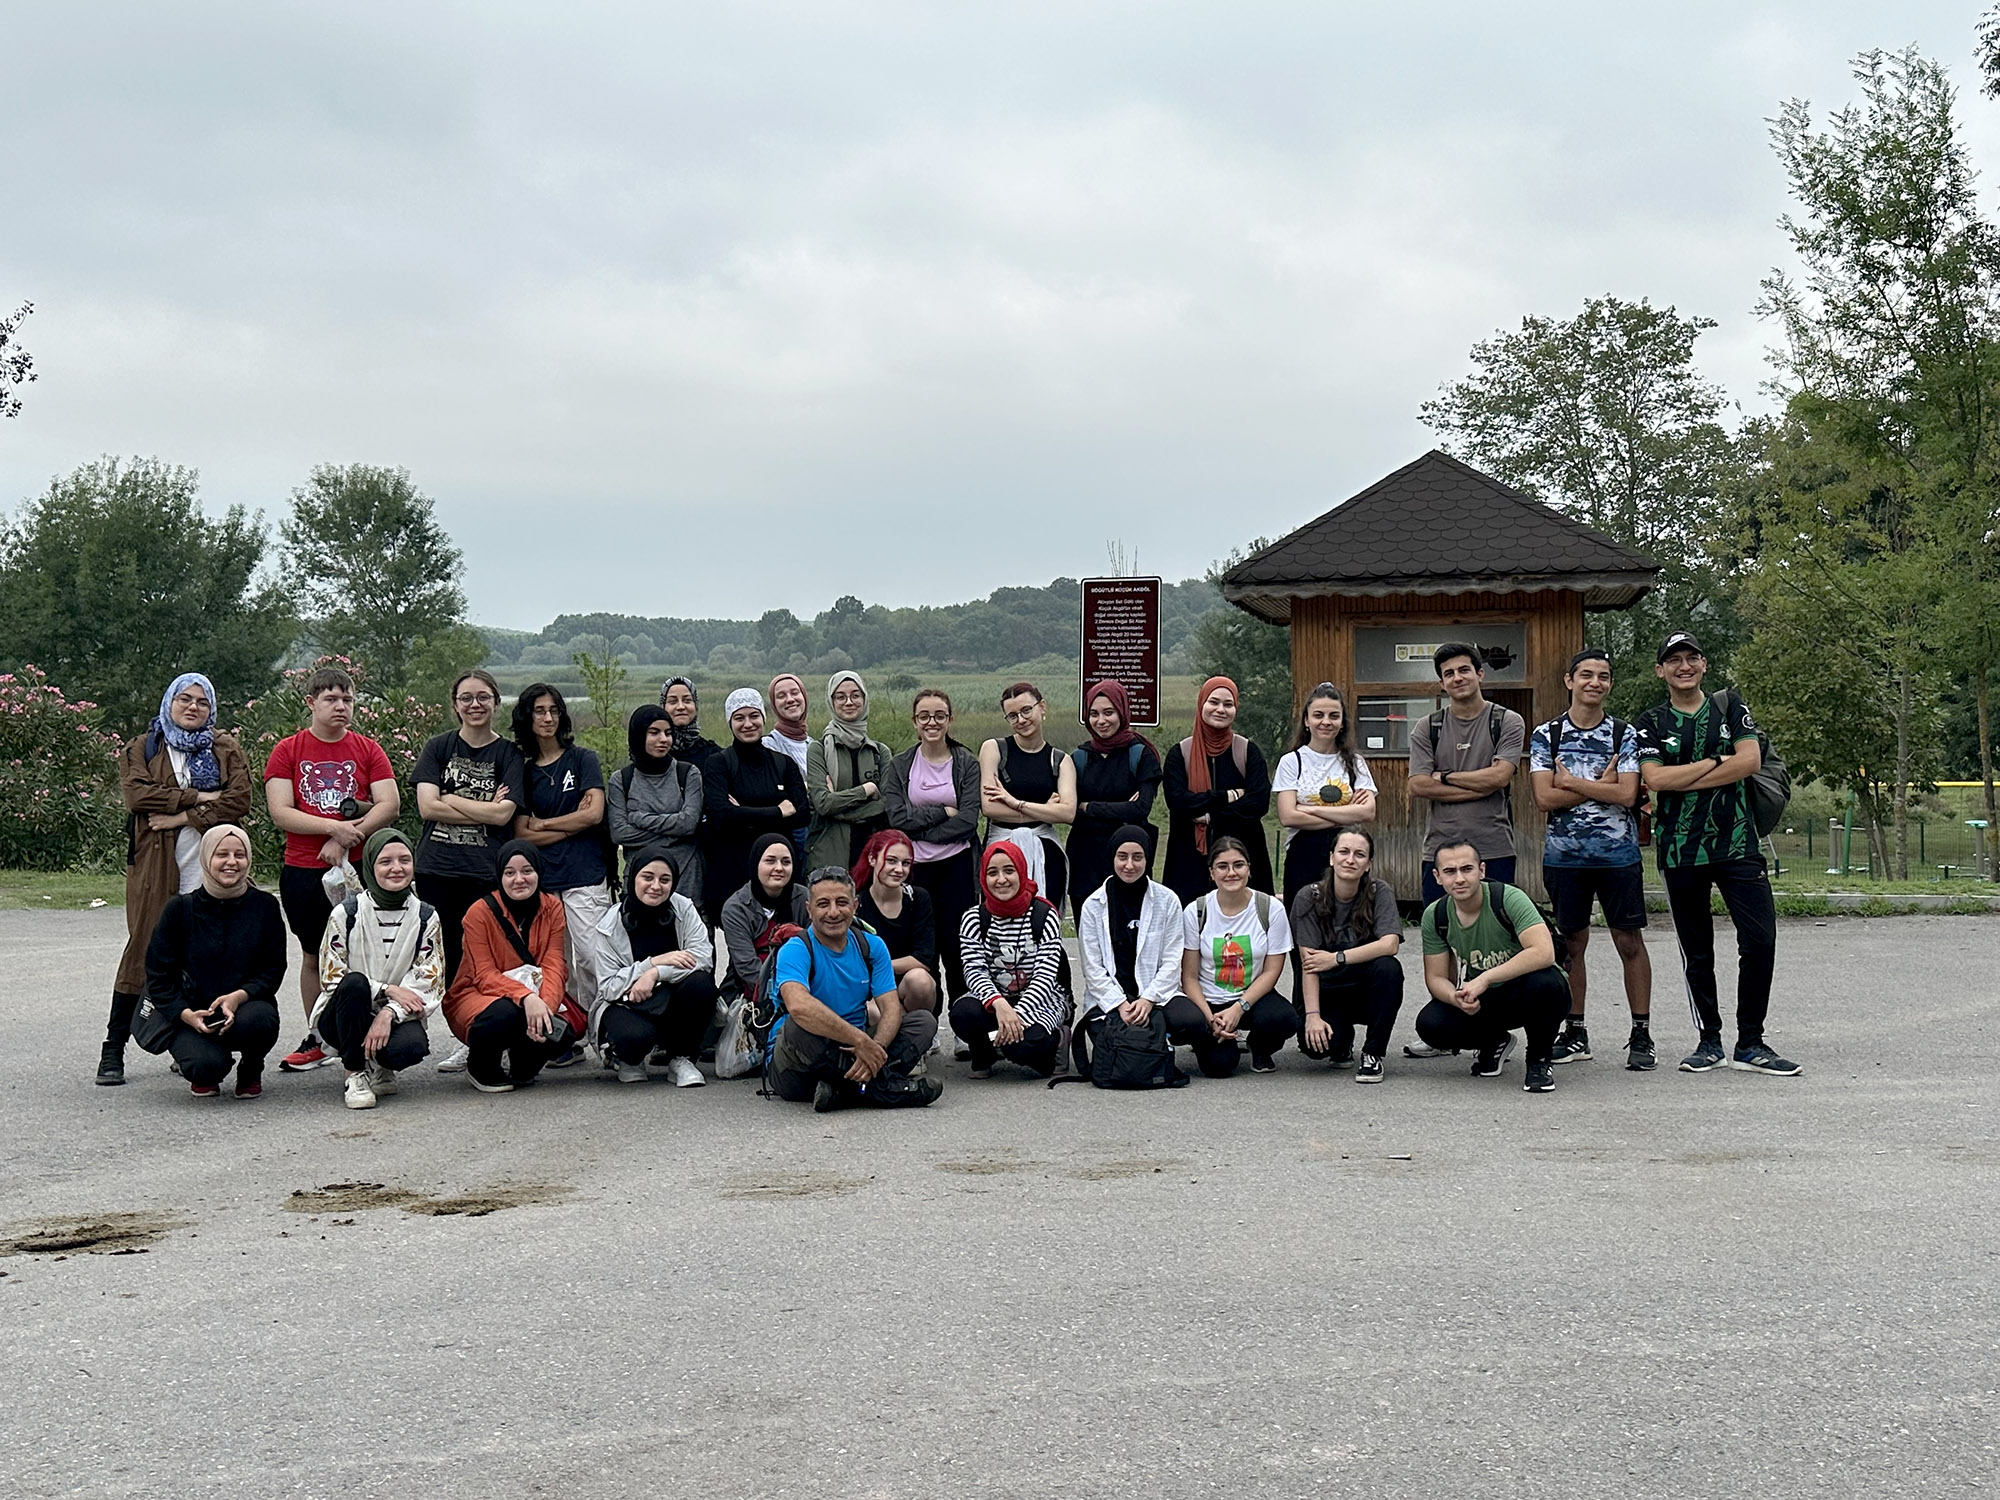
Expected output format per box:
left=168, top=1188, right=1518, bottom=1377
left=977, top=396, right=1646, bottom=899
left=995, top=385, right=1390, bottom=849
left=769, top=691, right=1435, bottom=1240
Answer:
left=1439, top=770, right=1453, bottom=787
left=1335, top=949, right=1348, bottom=968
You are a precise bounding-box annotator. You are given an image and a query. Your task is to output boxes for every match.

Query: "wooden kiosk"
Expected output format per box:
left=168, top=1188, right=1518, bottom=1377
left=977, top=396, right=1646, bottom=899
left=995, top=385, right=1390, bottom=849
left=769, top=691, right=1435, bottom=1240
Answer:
left=1219, top=451, right=1660, bottom=899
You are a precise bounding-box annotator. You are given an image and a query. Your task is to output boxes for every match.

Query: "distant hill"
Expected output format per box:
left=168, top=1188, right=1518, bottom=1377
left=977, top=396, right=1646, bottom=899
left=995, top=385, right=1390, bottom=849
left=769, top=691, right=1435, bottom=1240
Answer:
left=478, top=576, right=1224, bottom=678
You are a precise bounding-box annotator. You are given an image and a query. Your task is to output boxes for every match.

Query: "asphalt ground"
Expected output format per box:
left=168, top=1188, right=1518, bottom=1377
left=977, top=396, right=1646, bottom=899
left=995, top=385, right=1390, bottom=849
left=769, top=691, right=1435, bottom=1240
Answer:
left=1, top=908, right=1995, bottom=1499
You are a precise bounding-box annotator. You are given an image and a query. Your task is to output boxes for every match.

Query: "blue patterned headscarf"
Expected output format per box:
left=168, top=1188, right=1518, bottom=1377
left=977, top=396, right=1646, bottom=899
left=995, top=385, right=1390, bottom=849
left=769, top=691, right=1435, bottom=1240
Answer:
left=156, top=672, right=221, bottom=791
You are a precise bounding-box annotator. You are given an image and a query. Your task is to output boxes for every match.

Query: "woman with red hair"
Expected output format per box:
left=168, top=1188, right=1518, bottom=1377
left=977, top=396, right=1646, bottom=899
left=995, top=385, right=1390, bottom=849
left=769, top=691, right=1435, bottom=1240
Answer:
left=852, top=830, right=938, bottom=1016
left=947, top=841, right=1074, bottom=1079
left=1162, top=676, right=1273, bottom=904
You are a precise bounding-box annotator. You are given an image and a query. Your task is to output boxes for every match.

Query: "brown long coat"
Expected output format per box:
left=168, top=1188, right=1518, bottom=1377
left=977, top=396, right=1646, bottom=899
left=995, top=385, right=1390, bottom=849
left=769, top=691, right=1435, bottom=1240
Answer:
left=115, top=730, right=254, bottom=993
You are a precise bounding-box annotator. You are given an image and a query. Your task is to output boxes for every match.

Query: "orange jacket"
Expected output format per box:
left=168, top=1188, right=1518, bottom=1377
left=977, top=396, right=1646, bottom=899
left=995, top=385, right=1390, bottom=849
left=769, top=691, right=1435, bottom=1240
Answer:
left=444, top=892, right=569, bottom=1040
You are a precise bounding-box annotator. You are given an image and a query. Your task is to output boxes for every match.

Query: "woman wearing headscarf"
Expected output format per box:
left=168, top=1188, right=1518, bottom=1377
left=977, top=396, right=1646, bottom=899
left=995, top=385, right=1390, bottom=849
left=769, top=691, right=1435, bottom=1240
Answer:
left=805, top=670, right=890, bottom=876
left=313, top=828, right=446, bottom=1110
left=141, top=824, right=287, bottom=1098
left=703, top=688, right=809, bottom=923
left=948, top=840, right=1074, bottom=1079
left=763, top=672, right=814, bottom=781
left=586, top=846, right=717, bottom=1088
left=1162, top=675, right=1273, bottom=904
left=719, top=832, right=811, bottom=997
left=1065, top=680, right=1164, bottom=920
left=852, top=829, right=938, bottom=1016
left=1078, top=823, right=1188, bottom=1035
left=443, top=840, right=578, bottom=1093
left=659, top=676, right=720, bottom=767
left=104, top=671, right=253, bottom=1085
left=607, top=704, right=706, bottom=913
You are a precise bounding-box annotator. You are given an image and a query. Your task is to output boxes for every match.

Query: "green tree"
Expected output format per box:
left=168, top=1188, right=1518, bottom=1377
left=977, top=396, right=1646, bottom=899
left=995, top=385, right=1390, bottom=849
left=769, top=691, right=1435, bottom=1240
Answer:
left=0, top=456, right=294, bottom=732
left=0, top=301, right=33, bottom=420
left=1757, top=47, right=2000, bottom=876
left=280, top=464, right=473, bottom=697
left=1419, top=294, right=1744, bottom=717
left=1192, top=542, right=1293, bottom=753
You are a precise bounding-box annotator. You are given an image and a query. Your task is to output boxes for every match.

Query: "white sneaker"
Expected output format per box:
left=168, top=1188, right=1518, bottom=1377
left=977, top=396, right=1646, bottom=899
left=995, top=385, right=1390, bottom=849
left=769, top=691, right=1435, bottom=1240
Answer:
left=436, top=1041, right=471, bottom=1073
left=343, top=1071, right=377, bottom=1110
left=666, top=1056, right=705, bottom=1088
left=615, top=1058, right=648, bottom=1085
left=365, top=1062, right=397, bottom=1097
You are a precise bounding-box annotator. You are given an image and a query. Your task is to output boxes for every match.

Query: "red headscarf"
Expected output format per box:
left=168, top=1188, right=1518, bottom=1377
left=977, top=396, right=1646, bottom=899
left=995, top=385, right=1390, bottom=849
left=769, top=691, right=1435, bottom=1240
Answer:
left=768, top=673, right=810, bottom=738
left=851, top=829, right=916, bottom=892
left=1186, top=675, right=1240, bottom=853
left=978, top=840, right=1038, bottom=919
left=1084, top=679, right=1151, bottom=755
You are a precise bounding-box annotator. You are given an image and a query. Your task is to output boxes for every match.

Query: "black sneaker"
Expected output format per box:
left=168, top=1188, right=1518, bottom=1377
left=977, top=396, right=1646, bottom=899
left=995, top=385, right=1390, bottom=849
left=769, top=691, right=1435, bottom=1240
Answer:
left=1471, top=1036, right=1516, bottom=1077
left=546, top=1044, right=586, bottom=1069
left=1626, top=1027, right=1657, bottom=1071
left=1551, top=1024, right=1591, bottom=1064
left=1679, top=1038, right=1726, bottom=1072
left=1354, top=1053, right=1384, bottom=1084
left=96, top=1043, right=126, bottom=1086
left=1250, top=1051, right=1277, bottom=1074
left=812, top=1080, right=842, bottom=1113
left=1731, top=1043, right=1801, bottom=1077
left=1523, top=1060, right=1555, bottom=1093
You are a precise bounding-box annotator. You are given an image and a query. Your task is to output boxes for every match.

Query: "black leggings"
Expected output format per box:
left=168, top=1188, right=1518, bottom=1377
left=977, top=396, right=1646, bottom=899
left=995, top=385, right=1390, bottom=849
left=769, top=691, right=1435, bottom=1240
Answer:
left=1300, top=955, right=1404, bottom=1060
left=911, top=848, right=977, bottom=1002
left=1662, top=857, right=1776, bottom=1046
left=1163, top=992, right=1299, bottom=1076
left=1414, top=967, right=1571, bottom=1065
left=599, top=972, right=719, bottom=1063
left=167, top=997, right=281, bottom=1087
left=415, top=873, right=494, bottom=987
left=464, top=996, right=570, bottom=1088
left=947, top=994, right=1065, bottom=1075
left=316, top=973, right=431, bottom=1074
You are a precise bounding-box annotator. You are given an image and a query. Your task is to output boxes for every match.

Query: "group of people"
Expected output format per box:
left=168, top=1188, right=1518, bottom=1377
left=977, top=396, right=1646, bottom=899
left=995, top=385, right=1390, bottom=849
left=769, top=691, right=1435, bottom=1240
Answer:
left=96, top=629, right=1799, bottom=1112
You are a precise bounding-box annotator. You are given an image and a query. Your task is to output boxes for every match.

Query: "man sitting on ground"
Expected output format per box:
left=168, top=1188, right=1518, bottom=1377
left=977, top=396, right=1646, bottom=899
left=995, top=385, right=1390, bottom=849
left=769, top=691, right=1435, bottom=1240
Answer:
left=1415, top=840, right=1571, bottom=1093
left=769, top=866, right=943, bottom=1112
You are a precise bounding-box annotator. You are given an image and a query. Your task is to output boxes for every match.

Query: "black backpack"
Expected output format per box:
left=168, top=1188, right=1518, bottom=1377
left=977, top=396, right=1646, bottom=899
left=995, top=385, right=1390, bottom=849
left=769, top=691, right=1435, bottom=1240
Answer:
left=614, top=760, right=695, bottom=878
left=1538, top=711, right=1648, bottom=833
left=1431, top=879, right=1568, bottom=977
left=1050, top=1005, right=1189, bottom=1090
left=1711, top=690, right=1792, bottom=838
left=1425, top=703, right=1515, bottom=816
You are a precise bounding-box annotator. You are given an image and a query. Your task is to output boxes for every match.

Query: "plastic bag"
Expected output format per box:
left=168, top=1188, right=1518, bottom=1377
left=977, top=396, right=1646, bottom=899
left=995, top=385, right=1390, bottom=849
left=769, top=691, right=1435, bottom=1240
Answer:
left=714, top=996, right=762, bottom=1079
left=321, top=858, right=362, bottom=905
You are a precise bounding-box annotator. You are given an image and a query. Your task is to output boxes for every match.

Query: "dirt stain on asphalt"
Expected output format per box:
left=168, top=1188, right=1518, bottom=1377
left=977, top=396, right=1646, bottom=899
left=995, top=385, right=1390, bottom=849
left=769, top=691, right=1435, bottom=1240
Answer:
left=1070, top=1157, right=1182, bottom=1181
left=935, top=1159, right=1043, bottom=1176
left=285, top=1182, right=569, bottom=1218
left=0, top=1211, right=186, bottom=1257
left=717, top=1171, right=871, bottom=1200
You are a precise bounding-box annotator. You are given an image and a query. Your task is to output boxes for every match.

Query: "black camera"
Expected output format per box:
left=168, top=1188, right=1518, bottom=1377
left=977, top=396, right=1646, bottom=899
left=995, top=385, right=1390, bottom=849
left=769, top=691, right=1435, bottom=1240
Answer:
left=338, top=796, right=373, bottom=822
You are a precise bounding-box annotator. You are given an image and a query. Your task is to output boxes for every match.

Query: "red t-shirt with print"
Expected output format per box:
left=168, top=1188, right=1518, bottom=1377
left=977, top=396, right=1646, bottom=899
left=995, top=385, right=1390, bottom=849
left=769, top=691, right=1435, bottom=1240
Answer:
left=264, top=728, right=395, bottom=868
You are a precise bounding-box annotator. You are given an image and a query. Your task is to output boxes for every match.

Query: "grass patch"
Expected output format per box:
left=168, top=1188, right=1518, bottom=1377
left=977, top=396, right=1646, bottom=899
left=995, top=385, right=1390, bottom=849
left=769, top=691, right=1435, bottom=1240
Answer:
left=1772, top=894, right=1833, bottom=918
left=0, top=870, right=126, bottom=910
left=1767, top=870, right=1998, bottom=896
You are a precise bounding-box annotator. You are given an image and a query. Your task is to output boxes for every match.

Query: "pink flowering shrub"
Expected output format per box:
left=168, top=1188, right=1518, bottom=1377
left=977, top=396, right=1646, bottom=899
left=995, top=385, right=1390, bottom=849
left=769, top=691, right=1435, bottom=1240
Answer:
left=0, top=666, right=126, bottom=870
left=232, top=655, right=449, bottom=871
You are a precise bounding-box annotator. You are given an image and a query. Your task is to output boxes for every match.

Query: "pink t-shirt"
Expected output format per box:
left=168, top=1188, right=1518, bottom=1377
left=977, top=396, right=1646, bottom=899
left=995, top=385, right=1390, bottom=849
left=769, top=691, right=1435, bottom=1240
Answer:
left=907, top=751, right=969, bottom=863
left=265, top=728, right=395, bottom=868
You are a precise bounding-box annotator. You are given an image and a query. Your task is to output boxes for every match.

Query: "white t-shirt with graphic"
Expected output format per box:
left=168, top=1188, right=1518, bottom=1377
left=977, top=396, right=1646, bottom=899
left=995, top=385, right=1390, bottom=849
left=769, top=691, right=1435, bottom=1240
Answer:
left=1181, top=892, right=1293, bottom=1008
left=1272, top=746, right=1378, bottom=854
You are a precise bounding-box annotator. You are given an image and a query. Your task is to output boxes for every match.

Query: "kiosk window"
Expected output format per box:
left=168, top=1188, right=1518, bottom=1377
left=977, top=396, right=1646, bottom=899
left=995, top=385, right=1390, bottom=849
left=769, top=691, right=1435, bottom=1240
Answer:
left=1359, top=696, right=1438, bottom=756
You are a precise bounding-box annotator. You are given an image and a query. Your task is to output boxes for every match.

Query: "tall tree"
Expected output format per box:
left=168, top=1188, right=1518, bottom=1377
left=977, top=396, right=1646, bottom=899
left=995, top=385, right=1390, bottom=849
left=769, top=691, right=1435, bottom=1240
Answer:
left=280, top=464, right=476, bottom=697
left=0, top=456, right=294, bottom=732
left=1419, top=294, right=1743, bottom=716
left=1757, top=46, right=2000, bottom=877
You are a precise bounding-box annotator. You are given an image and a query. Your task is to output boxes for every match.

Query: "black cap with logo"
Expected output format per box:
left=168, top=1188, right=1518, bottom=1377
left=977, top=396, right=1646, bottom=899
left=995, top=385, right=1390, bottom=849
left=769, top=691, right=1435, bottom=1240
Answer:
left=1656, top=631, right=1705, bottom=663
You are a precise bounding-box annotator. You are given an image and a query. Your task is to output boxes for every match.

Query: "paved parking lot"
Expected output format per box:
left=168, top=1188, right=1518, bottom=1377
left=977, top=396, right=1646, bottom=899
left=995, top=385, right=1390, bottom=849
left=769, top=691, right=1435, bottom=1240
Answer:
left=1, top=908, right=1994, bottom=1498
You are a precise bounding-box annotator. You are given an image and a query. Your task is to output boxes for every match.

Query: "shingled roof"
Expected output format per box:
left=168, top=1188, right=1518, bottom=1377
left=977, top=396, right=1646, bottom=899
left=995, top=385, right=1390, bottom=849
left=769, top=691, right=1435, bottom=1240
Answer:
left=1220, top=450, right=1661, bottom=624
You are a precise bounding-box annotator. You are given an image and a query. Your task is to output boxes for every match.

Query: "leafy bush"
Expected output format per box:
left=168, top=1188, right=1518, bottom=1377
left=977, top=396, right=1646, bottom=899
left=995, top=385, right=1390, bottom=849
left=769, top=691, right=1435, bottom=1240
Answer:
left=0, top=666, right=125, bottom=870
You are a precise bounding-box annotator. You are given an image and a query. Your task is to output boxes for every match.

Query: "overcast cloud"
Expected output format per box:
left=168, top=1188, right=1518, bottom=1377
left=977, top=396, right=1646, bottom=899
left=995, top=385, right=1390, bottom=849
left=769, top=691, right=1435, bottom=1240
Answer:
left=2, top=1, right=1991, bottom=628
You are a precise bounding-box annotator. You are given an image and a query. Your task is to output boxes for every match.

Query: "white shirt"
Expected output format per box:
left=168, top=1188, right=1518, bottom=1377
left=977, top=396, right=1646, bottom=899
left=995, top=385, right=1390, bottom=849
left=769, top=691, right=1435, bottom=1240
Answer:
left=1181, top=892, right=1292, bottom=1008
left=1272, top=745, right=1377, bottom=855
left=166, top=747, right=202, bottom=894
left=764, top=730, right=811, bottom=780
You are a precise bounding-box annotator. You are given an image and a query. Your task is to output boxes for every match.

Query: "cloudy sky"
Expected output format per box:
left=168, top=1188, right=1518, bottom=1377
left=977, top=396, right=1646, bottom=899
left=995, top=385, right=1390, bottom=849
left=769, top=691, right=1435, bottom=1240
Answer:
left=2, top=2, right=1992, bottom=629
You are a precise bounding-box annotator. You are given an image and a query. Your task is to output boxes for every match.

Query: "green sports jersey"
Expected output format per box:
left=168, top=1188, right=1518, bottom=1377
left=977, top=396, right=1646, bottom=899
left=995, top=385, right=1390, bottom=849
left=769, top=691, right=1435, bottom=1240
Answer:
left=1420, top=882, right=1546, bottom=977
left=1633, top=691, right=1759, bottom=869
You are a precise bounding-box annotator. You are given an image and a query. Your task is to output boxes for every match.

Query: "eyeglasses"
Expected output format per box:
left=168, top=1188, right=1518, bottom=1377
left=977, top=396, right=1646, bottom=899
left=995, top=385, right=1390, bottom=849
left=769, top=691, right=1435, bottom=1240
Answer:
left=1003, top=706, right=1040, bottom=722
left=171, top=693, right=211, bottom=708
left=455, top=693, right=496, bottom=706
left=914, top=711, right=950, bottom=723
left=831, top=690, right=865, bottom=704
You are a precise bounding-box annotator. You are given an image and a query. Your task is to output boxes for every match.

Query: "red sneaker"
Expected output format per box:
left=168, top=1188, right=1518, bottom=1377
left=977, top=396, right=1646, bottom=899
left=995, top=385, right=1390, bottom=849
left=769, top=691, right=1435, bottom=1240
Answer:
left=189, top=1082, right=220, bottom=1098
left=234, top=1075, right=263, bottom=1099
left=279, top=1036, right=332, bottom=1072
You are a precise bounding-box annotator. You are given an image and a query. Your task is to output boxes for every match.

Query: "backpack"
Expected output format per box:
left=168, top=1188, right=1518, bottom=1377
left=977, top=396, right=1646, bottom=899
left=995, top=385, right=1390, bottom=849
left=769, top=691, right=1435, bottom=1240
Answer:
left=614, top=760, right=695, bottom=878
left=1537, top=712, right=1648, bottom=838
left=1712, top=690, right=1792, bottom=839
left=1081, top=1005, right=1186, bottom=1090
left=1198, top=889, right=1273, bottom=937
left=993, top=740, right=1066, bottom=796
left=1424, top=703, right=1515, bottom=816
left=754, top=918, right=883, bottom=1037
left=1072, top=742, right=1147, bottom=783
left=1430, top=880, right=1568, bottom=977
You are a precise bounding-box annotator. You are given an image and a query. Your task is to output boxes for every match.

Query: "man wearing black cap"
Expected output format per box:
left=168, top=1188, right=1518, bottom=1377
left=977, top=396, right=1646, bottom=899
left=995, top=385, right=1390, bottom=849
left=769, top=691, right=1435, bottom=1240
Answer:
left=1633, top=633, right=1799, bottom=1077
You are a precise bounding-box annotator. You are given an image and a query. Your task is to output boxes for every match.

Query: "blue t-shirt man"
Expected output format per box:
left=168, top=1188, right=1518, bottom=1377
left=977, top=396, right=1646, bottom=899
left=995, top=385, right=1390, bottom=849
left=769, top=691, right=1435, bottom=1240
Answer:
left=771, top=926, right=896, bottom=1041
left=1529, top=713, right=1640, bottom=868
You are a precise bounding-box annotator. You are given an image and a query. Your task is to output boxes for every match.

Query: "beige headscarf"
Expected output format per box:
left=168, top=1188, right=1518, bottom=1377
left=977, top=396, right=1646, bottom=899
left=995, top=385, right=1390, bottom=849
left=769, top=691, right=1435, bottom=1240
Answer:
left=198, top=824, right=254, bottom=900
